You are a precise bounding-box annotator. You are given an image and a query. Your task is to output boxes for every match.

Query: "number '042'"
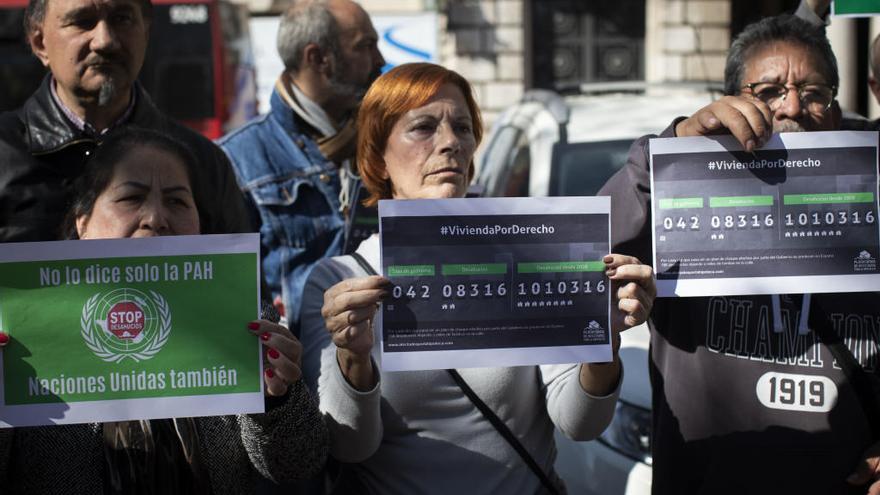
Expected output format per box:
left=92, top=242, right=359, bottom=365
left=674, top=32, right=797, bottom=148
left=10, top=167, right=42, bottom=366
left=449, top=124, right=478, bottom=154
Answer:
left=755, top=372, right=837, bottom=413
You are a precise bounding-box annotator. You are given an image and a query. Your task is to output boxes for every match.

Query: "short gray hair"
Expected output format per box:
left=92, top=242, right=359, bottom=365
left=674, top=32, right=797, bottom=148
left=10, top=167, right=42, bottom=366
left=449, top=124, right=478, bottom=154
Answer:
left=723, top=15, right=838, bottom=96
left=277, top=0, right=341, bottom=72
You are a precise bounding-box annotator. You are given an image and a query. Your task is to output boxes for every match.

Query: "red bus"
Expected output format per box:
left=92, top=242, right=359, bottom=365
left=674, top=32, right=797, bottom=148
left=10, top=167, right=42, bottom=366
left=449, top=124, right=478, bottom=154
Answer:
left=0, top=0, right=257, bottom=139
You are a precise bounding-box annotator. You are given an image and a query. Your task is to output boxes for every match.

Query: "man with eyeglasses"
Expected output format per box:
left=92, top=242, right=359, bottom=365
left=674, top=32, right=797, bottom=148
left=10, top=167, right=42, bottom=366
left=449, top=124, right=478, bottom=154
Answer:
left=600, top=15, right=880, bottom=494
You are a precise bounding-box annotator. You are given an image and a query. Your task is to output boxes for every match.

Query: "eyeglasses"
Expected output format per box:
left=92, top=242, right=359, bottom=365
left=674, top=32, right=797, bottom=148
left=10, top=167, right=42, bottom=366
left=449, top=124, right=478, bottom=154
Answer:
left=741, top=82, right=837, bottom=113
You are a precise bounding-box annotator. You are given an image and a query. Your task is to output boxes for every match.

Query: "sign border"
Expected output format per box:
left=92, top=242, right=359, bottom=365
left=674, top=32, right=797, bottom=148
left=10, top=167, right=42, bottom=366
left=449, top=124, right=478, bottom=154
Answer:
left=377, top=196, right=613, bottom=371
left=649, top=131, right=880, bottom=297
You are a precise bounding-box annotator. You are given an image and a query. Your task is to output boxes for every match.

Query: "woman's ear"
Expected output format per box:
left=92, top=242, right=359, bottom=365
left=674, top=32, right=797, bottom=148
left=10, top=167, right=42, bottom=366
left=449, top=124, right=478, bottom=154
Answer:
left=75, top=215, right=89, bottom=239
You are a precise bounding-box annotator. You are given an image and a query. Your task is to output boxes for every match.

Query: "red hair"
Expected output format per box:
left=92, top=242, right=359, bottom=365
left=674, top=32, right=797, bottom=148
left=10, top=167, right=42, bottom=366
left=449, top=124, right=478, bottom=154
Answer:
left=357, top=63, right=483, bottom=206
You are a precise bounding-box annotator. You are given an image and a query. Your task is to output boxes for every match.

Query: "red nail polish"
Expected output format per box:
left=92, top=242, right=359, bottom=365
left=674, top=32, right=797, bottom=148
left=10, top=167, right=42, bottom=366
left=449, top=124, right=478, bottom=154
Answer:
left=0, top=333, right=9, bottom=344
left=260, top=332, right=271, bottom=341
left=265, top=368, right=275, bottom=378
left=268, top=348, right=280, bottom=359
left=247, top=322, right=260, bottom=330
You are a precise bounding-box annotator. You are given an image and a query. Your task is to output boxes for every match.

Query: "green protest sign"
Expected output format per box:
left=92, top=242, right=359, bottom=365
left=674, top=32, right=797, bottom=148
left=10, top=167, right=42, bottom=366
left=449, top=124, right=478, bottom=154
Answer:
left=833, top=0, right=880, bottom=16
left=0, top=234, right=262, bottom=427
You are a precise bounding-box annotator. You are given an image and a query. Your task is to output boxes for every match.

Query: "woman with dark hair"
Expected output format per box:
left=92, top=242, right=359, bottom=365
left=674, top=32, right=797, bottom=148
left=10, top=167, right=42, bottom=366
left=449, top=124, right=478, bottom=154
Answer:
left=0, top=126, right=328, bottom=494
left=299, top=63, right=656, bottom=494
left=61, top=127, right=204, bottom=240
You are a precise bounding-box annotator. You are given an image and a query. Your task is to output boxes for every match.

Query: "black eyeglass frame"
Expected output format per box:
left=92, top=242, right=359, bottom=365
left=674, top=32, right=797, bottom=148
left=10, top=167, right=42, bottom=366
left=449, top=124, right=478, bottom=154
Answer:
left=740, top=82, right=838, bottom=111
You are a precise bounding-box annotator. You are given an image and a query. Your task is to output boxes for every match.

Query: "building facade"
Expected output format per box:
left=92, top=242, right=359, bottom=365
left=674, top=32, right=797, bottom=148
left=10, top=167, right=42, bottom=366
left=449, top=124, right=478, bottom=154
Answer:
left=240, top=0, right=876, bottom=125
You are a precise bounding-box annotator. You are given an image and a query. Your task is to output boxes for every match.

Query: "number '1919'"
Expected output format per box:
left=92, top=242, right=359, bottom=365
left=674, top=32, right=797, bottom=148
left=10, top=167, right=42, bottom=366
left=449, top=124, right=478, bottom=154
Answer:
left=755, top=372, right=837, bottom=413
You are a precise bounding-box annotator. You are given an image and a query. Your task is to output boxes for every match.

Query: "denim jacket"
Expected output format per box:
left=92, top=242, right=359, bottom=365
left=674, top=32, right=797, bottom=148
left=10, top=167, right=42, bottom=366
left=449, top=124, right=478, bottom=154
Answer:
left=218, top=90, right=346, bottom=330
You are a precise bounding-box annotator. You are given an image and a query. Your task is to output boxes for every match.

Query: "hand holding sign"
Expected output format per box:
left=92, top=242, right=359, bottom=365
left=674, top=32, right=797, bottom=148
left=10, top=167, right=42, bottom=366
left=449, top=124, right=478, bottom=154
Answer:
left=847, top=440, right=880, bottom=494
left=577, top=254, right=655, bottom=398
left=674, top=95, right=773, bottom=152
left=248, top=320, right=302, bottom=397
left=604, top=254, right=655, bottom=340
left=321, top=275, right=391, bottom=390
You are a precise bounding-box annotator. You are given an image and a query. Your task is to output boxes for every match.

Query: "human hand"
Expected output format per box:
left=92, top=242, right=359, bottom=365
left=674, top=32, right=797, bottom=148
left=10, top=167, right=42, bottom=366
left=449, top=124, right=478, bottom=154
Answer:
left=674, top=95, right=773, bottom=152
left=578, top=255, right=651, bottom=395
left=321, top=275, right=391, bottom=358
left=604, top=254, right=655, bottom=348
left=247, top=320, right=301, bottom=397
left=272, top=295, right=286, bottom=319
left=848, top=441, right=880, bottom=494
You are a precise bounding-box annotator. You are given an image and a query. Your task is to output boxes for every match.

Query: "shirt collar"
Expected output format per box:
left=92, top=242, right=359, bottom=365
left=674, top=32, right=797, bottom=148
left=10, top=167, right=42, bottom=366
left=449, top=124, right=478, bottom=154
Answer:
left=275, top=74, right=342, bottom=138
left=49, top=76, right=137, bottom=136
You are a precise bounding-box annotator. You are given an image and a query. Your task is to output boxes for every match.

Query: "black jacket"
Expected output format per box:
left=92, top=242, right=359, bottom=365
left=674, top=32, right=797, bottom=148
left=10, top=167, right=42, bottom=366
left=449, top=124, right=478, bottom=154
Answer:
left=0, top=76, right=251, bottom=241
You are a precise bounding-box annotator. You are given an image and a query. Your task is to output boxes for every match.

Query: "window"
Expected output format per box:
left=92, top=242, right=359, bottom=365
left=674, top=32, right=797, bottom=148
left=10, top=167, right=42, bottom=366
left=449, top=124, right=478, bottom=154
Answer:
left=139, top=3, right=215, bottom=121
left=530, top=0, right=645, bottom=90
left=479, top=126, right=530, bottom=198
left=549, top=139, right=632, bottom=196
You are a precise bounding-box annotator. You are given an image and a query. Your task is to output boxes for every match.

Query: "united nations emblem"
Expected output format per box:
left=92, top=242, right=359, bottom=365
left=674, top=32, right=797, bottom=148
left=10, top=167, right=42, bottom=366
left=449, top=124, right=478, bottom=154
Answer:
left=80, top=288, right=172, bottom=363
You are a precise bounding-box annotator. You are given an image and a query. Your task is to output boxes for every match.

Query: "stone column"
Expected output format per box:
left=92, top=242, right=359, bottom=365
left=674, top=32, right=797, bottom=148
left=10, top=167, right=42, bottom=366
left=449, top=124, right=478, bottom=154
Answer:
left=440, top=0, right=525, bottom=127
left=828, top=18, right=858, bottom=113
left=646, top=0, right=730, bottom=83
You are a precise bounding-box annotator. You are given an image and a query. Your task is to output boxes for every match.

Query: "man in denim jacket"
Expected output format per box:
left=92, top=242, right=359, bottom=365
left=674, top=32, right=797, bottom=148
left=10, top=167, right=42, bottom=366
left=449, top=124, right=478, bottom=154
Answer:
left=219, top=0, right=384, bottom=330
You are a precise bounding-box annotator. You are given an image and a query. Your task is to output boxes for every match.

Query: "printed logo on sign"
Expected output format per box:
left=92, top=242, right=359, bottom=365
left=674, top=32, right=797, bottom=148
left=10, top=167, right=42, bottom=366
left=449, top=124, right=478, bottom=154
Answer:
left=582, top=320, right=605, bottom=343
left=80, top=288, right=172, bottom=363
left=854, top=250, right=877, bottom=272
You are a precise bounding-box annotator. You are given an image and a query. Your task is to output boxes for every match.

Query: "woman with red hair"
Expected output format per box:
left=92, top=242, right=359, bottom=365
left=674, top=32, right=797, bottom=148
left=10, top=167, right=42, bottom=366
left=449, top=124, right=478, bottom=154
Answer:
left=300, top=63, right=655, bottom=494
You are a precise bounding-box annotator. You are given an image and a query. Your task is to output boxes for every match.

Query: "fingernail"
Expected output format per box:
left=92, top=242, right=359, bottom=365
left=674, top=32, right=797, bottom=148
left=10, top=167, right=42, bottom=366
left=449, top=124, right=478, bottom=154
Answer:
left=606, top=268, right=617, bottom=277
left=603, top=254, right=614, bottom=263
left=745, top=139, right=755, bottom=151
left=265, top=368, right=275, bottom=379
left=707, top=117, right=718, bottom=127
left=267, top=348, right=280, bottom=359
left=0, top=332, right=9, bottom=345
left=247, top=322, right=260, bottom=330
left=260, top=332, right=271, bottom=342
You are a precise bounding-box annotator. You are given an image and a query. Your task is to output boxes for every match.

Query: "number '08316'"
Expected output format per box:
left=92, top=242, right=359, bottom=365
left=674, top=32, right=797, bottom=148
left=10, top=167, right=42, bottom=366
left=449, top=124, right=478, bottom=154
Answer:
left=390, top=283, right=510, bottom=300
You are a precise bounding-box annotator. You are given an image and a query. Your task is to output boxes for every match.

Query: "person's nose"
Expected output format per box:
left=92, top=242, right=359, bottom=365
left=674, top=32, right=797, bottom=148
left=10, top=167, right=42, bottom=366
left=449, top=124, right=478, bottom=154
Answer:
left=774, top=86, right=804, bottom=120
left=437, top=122, right=461, bottom=155
left=90, top=19, right=121, bottom=53
left=373, top=44, right=386, bottom=72
left=139, top=200, right=171, bottom=236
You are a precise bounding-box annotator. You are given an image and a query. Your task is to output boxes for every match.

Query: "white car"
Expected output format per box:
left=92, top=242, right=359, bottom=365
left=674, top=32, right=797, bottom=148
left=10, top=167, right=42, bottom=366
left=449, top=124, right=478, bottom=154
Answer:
left=475, top=83, right=720, bottom=494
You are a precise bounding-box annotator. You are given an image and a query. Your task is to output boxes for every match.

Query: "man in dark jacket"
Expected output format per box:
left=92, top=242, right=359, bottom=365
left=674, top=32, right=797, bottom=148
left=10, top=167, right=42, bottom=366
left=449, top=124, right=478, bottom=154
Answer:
left=0, top=0, right=250, bottom=241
